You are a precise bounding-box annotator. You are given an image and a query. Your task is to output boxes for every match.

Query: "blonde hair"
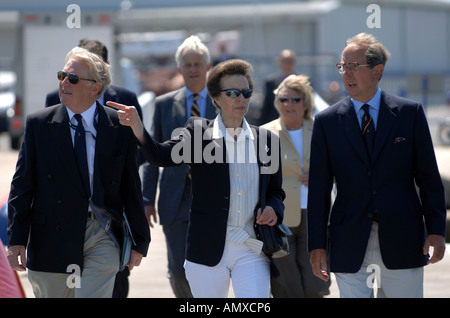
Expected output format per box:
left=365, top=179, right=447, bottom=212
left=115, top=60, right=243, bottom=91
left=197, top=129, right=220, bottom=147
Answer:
left=65, top=46, right=111, bottom=98
left=273, top=74, right=314, bottom=119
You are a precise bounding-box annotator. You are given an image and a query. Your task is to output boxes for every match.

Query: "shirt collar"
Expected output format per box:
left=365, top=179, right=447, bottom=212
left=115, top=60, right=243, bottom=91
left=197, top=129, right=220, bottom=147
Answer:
left=66, top=101, right=97, bottom=128
left=185, top=86, right=207, bottom=100
left=212, top=113, right=255, bottom=142
left=352, top=87, right=381, bottom=113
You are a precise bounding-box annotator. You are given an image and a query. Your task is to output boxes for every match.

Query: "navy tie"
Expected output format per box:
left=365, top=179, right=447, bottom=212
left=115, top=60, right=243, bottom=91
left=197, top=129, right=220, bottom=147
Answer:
left=361, top=104, right=375, bottom=159
left=74, top=114, right=90, bottom=197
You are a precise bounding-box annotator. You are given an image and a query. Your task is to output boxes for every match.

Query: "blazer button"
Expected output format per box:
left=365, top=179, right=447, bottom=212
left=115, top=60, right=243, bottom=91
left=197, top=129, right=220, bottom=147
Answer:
left=47, top=174, right=53, bottom=179
left=56, top=225, right=62, bottom=231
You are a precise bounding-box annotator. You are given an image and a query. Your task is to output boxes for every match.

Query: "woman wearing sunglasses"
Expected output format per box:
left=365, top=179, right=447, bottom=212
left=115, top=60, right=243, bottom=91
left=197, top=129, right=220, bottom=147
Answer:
left=262, top=74, right=331, bottom=298
left=108, top=59, right=285, bottom=298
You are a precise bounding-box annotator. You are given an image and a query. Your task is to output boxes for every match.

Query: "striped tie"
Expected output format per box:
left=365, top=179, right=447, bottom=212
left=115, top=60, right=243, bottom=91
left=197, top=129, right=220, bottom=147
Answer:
left=361, top=104, right=375, bottom=159
left=188, top=94, right=200, bottom=180
left=191, top=94, right=200, bottom=117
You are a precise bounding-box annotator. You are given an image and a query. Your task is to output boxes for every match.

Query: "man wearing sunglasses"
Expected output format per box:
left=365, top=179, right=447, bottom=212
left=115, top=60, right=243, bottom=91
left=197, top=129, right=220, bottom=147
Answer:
left=7, top=47, right=150, bottom=298
left=45, top=39, right=143, bottom=121
left=45, top=40, right=144, bottom=299
left=307, top=33, right=446, bottom=298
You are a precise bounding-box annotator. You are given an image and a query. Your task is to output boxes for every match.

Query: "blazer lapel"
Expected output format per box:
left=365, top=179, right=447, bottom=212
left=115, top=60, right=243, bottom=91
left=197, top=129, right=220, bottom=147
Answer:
left=302, top=118, right=313, bottom=173
left=277, top=119, right=302, bottom=175
left=338, top=98, right=371, bottom=167
left=92, top=102, right=119, bottom=196
left=173, top=89, right=188, bottom=127
left=205, top=96, right=217, bottom=119
left=372, top=91, right=397, bottom=164
left=254, top=126, right=271, bottom=201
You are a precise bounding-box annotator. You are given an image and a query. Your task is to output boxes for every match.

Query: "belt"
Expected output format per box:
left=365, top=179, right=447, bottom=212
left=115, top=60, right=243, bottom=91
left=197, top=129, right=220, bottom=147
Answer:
left=87, top=211, right=96, bottom=220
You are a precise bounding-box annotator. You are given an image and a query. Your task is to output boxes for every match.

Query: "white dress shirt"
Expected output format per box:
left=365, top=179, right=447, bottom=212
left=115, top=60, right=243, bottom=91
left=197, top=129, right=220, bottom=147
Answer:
left=67, top=102, right=97, bottom=196
left=212, top=114, right=263, bottom=255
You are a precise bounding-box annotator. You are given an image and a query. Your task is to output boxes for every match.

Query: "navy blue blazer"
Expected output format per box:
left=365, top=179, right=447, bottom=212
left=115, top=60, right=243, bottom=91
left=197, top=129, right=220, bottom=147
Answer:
left=139, top=117, right=285, bottom=267
left=8, top=102, right=150, bottom=273
left=307, top=90, right=446, bottom=273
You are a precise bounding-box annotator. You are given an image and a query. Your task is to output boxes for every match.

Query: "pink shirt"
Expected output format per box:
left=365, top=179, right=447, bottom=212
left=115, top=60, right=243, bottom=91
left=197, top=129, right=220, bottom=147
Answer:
left=0, top=240, right=24, bottom=298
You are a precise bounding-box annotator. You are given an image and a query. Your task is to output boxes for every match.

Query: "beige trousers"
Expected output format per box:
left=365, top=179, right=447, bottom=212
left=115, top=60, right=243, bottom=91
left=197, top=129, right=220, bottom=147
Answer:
left=28, top=218, right=119, bottom=298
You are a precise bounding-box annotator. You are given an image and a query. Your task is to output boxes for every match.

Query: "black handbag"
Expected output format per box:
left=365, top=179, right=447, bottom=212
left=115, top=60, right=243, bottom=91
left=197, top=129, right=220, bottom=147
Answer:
left=254, top=176, right=292, bottom=259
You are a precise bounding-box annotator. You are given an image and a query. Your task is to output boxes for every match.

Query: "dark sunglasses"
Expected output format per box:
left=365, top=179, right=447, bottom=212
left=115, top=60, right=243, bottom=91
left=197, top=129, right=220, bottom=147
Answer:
left=57, top=71, right=96, bottom=84
left=279, top=96, right=302, bottom=103
left=219, top=88, right=253, bottom=99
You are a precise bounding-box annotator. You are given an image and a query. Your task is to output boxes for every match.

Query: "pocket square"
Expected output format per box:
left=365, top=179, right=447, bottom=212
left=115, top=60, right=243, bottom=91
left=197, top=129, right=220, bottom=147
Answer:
left=394, top=137, right=406, bottom=144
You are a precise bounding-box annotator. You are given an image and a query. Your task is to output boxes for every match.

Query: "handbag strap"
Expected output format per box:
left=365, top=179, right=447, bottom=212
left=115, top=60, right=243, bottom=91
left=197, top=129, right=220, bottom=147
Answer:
left=259, top=174, right=267, bottom=211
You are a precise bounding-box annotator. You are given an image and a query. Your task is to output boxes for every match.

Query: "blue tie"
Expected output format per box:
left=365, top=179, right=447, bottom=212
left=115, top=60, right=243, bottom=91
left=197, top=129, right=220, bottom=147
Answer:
left=361, top=104, right=375, bottom=159
left=74, top=114, right=90, bottom=197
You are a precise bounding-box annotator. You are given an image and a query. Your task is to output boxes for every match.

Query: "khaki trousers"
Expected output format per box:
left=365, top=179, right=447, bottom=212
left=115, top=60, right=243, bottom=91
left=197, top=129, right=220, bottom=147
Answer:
left=28, top=218, right=119, bottom=298
left=334, top=222, right=424, bottom=298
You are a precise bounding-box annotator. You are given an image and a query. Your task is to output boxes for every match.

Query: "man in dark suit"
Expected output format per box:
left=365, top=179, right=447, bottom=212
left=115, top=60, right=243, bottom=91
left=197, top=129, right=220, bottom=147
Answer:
left=7, top=47, right=150, bottom=298
left=45, top=39, right=142, bottom=298
left=141, top=35, right=216, bottom=298
left=257, top=49, right=296, bottom=126
left=307, top=33, right=446, bottom=297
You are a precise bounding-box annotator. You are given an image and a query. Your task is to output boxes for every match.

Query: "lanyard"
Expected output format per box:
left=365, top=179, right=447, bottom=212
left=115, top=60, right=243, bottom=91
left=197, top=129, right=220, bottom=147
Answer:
left=69, top=107, right=99, bottom=141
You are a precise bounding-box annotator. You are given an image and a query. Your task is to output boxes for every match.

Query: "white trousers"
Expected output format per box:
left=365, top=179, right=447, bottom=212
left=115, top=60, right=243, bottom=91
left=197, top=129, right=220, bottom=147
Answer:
left=28, top=218, right=119, bottom=298
left=184, top=239, right=270, bottom=298
left=334, top=222, right=424, bottom=298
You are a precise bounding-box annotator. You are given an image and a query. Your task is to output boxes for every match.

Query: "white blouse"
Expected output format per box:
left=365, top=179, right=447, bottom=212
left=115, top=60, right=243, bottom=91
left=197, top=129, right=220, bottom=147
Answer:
left=212, top=114, right=263, bottom=255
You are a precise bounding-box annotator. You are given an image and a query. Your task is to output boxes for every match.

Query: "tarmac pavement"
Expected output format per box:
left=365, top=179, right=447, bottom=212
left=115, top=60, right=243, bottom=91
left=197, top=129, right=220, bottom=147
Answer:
left=1, top=135, right=450, bottom=298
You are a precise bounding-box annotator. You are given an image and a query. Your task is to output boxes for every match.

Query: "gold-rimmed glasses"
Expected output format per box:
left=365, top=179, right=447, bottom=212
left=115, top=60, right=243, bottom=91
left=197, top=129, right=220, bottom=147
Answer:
left=336, top=62, right=370, bottom=74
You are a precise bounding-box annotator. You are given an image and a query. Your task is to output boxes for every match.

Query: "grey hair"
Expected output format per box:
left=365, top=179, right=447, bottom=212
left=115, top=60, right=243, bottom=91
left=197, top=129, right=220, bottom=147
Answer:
left=175, top=35, right=211, bottom=67
left=345, top=32, right=391, bottom=67
left=65, top=46, right=111, bottom=98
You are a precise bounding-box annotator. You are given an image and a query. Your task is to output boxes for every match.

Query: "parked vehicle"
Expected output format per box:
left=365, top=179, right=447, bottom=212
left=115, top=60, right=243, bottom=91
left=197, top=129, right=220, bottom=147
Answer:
left=438, top=117, right=450, bottom=146
left=0, top=71, right=23, bottom=149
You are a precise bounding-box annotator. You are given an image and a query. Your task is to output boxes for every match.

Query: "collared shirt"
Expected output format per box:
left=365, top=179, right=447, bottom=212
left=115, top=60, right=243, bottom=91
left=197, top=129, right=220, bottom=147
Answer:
left=67, top=102, right=97, bottom=196
left=352, top=87, right=381, bottom=131
left=186, top=87, right=208, bottom=118
left=212, top=114, right=262, bottom=255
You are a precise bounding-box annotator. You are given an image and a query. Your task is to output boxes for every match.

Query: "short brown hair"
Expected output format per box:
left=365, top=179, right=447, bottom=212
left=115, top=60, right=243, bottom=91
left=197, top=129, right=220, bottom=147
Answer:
left=206, top=59, right=254, bottom=103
